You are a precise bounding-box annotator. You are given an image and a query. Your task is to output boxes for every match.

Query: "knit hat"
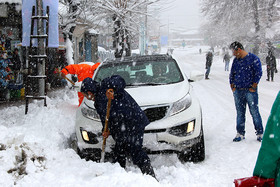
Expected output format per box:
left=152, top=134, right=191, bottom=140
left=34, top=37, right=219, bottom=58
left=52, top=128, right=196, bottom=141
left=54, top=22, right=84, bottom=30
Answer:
left=81, top=77, right=98, bottom=94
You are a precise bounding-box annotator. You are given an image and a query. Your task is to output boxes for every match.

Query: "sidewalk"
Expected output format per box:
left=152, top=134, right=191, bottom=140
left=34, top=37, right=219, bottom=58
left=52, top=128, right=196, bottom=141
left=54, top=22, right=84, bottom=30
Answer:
left=0, top=99, right=25, bottom=109
left=0, top=87, right=65, bottom=109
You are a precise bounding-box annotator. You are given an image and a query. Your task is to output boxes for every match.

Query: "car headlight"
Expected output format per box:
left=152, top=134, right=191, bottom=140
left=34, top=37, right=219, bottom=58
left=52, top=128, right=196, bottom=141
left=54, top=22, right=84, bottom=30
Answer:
left=81, top=103, right=100, bottom=121
left=80, top=128, right=99, bottom=144
left=169, top=120, right=195, bottom=137
left=169, top=93, right=192, bottom=116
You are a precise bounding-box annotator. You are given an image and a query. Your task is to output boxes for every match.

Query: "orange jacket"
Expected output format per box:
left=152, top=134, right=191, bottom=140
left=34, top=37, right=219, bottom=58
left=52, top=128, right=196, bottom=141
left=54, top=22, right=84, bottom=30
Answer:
left=61, top=63, right=100, bottom=82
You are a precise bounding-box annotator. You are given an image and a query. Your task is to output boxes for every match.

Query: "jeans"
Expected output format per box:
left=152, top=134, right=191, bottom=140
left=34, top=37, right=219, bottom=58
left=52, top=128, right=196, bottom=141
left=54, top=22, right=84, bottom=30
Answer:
left=233, top=89, right=263, bottom=136
left=225, top=61, right=229, bottom=71
left=205, top=67, right=211, bottom=77
left=267, top=67, right=275, bottom=81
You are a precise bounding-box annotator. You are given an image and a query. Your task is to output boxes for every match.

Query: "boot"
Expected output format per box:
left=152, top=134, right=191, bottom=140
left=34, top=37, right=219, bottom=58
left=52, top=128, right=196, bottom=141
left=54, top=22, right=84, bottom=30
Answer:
left=140, top=163, right=157, bottom=180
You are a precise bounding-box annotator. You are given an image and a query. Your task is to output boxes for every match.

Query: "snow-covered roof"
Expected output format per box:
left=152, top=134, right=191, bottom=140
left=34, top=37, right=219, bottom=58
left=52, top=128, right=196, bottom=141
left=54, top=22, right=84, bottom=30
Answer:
left=0, top=0, right=21, bottom=4
left=98, top=46, right=106, bottom=52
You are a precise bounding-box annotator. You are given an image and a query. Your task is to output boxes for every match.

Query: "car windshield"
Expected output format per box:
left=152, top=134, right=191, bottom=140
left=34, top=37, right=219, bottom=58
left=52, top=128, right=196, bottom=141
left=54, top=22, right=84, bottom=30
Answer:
left=94, top=59, right=184, bottom=86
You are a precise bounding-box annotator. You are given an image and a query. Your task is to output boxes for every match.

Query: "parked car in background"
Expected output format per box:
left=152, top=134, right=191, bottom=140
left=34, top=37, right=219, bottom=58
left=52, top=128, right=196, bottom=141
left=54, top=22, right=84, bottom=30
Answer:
left=74, top=54, right=205, bottom=163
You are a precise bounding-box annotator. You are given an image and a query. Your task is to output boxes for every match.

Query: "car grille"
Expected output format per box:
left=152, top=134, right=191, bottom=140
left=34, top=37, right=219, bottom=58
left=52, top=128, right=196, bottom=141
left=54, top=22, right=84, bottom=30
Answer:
left=144, top=106, right=169, bottom=122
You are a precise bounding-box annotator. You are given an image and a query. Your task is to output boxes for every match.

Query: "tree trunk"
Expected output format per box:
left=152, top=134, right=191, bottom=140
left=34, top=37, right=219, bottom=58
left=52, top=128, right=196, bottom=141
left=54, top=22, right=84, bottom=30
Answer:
left=125, top=32, right=131, bottom=56
left=113, top=15, right=121, bottom=58
left=252, top=0, right=260, bottom=55
left=267, top=0, right=276, bottom=28
left=112, top=15, right=131, bottom=58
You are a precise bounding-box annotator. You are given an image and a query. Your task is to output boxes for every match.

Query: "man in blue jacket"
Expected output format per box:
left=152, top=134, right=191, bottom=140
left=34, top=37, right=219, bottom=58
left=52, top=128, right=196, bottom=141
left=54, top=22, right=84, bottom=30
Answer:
left=80, top=75, right=156, bottom=179
left=229, top=41, right=263, bottom=142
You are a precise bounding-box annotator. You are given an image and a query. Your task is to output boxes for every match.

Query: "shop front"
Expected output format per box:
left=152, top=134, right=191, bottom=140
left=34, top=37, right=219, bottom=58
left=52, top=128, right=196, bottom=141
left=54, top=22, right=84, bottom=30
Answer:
left=0, top=1, right=22, bottom=55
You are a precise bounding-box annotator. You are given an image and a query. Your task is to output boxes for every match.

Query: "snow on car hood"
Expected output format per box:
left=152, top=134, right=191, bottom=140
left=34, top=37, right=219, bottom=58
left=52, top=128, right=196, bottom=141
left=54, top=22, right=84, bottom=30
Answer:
left=83, top=80, right=190, bottom=108
left=126, top=81, right=189, bottom=107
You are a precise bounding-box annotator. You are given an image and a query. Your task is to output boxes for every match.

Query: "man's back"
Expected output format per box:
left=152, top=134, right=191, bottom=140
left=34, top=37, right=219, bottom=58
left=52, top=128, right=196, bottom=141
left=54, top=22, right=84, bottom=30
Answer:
left=224, top=53, right=230, bottom=62
left=94, top=75, right=149, bottom=137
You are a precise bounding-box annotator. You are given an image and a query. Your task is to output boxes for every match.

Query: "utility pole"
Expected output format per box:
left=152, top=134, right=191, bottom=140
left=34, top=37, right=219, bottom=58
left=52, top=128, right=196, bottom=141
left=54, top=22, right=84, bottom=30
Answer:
left=145, top=4, right=148, bottom=54
left=139, top=22, right=145, bottom=55
left=168, top=18, right=170, bottom=47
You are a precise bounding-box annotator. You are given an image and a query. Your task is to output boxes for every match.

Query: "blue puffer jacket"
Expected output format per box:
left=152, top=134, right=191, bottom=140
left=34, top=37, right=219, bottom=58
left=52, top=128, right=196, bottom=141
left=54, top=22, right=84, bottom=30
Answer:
left=0, top=62, right=9, bottom=87
left=229, top=53, right=262, bottom=89
left=82, top=75, right=150, bottom=141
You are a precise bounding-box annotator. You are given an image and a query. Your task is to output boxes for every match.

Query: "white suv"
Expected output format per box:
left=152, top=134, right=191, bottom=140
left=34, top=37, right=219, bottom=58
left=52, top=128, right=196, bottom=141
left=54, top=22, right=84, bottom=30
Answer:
left=74, top=54, right=205, bottom=162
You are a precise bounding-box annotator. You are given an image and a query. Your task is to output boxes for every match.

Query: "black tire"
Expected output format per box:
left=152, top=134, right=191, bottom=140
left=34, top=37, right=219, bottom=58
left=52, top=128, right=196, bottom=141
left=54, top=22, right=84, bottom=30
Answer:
left=78, top=148, right=101, bottom=162
left=178, top=126, right=205, bottom=163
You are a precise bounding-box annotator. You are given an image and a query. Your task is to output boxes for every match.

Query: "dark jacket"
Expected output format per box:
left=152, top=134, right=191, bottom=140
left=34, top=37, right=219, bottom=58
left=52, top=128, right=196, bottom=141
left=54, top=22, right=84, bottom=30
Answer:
left=206, top=52, right=213, bottom=68
left=266, top=54, right=277, bottom=70
left=12, top=54, right=21, bottom=71
left=223, top=53, right=230, bottom=62
left=82, top=75, right=150, bottom=141
left=229, top=53, right=262, bottom=89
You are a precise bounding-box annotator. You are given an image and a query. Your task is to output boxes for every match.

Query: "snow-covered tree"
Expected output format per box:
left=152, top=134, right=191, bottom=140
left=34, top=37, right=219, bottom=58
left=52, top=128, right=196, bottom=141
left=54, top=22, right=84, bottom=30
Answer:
left=201, top=0, right=280, bottom=54
left=59, top=0, right=162, bottom=58
left=58, top=0, right=80, bottom=38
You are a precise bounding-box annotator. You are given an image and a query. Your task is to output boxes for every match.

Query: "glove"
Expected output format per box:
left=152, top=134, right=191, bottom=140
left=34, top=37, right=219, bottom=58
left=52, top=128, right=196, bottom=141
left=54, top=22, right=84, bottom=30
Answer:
left=61, top=73, right=66, bottom=78
left=106, top=89, right=114, bottom=100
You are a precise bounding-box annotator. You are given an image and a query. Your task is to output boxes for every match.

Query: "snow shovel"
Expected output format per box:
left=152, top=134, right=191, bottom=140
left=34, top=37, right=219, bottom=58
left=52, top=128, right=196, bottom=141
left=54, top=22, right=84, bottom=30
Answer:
left=234, top=176, right=275, bottom=187
left=58, top=71, right=75, bottom=85
left=100, top=89, right=114, bottom=162
left=64, top=76, right=75, bottom=85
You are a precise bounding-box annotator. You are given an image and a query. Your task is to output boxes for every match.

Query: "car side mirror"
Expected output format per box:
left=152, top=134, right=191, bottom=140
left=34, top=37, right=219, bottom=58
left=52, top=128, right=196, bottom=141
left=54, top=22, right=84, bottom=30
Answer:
left=71, top=75, right=78, bottom=82
left=189, top=70, right=204, bottom=82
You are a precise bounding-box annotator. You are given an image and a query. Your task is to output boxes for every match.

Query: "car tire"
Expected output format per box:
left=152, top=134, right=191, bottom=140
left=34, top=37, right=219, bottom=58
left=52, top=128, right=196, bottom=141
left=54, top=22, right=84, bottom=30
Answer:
left=178, top=126, right=205, bottom=163
left=78, top=148, right=101, bottom=162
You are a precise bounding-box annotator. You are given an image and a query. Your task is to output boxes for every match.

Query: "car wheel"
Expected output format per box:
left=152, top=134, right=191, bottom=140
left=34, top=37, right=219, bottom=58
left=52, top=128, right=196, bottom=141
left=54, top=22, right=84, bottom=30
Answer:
left=78, top=148, right=101, bottom=162
left=178, top=127, right=205, bottom=163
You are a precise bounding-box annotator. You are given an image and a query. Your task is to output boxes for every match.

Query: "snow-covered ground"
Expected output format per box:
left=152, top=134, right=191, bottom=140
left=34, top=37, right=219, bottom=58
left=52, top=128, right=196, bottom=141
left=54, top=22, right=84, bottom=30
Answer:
left=0, top=46, right=279, bottom=187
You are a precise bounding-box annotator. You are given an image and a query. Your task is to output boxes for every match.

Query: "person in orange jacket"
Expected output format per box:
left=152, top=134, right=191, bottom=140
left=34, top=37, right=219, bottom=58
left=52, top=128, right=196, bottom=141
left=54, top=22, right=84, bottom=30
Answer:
left=61, top=62, right=100, bottom=106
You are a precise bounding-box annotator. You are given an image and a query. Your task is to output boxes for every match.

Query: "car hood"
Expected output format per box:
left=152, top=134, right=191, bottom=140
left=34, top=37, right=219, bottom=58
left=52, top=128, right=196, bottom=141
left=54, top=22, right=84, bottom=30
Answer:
left=83, top=80, right=190, bottom=108
left=126, top=81, right=189, bottom=106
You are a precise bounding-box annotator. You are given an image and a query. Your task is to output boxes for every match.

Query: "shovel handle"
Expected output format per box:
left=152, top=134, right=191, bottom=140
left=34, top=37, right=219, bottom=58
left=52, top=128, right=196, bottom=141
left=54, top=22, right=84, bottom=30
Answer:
left=65, top=76, right=75, bottom=85
left=101, top=89, right=113, bottom=162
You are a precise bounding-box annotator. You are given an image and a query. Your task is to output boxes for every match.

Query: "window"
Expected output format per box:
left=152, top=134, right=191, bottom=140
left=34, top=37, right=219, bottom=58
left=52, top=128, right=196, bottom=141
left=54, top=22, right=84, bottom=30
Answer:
left=95, top=59, right=183, bottom=86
